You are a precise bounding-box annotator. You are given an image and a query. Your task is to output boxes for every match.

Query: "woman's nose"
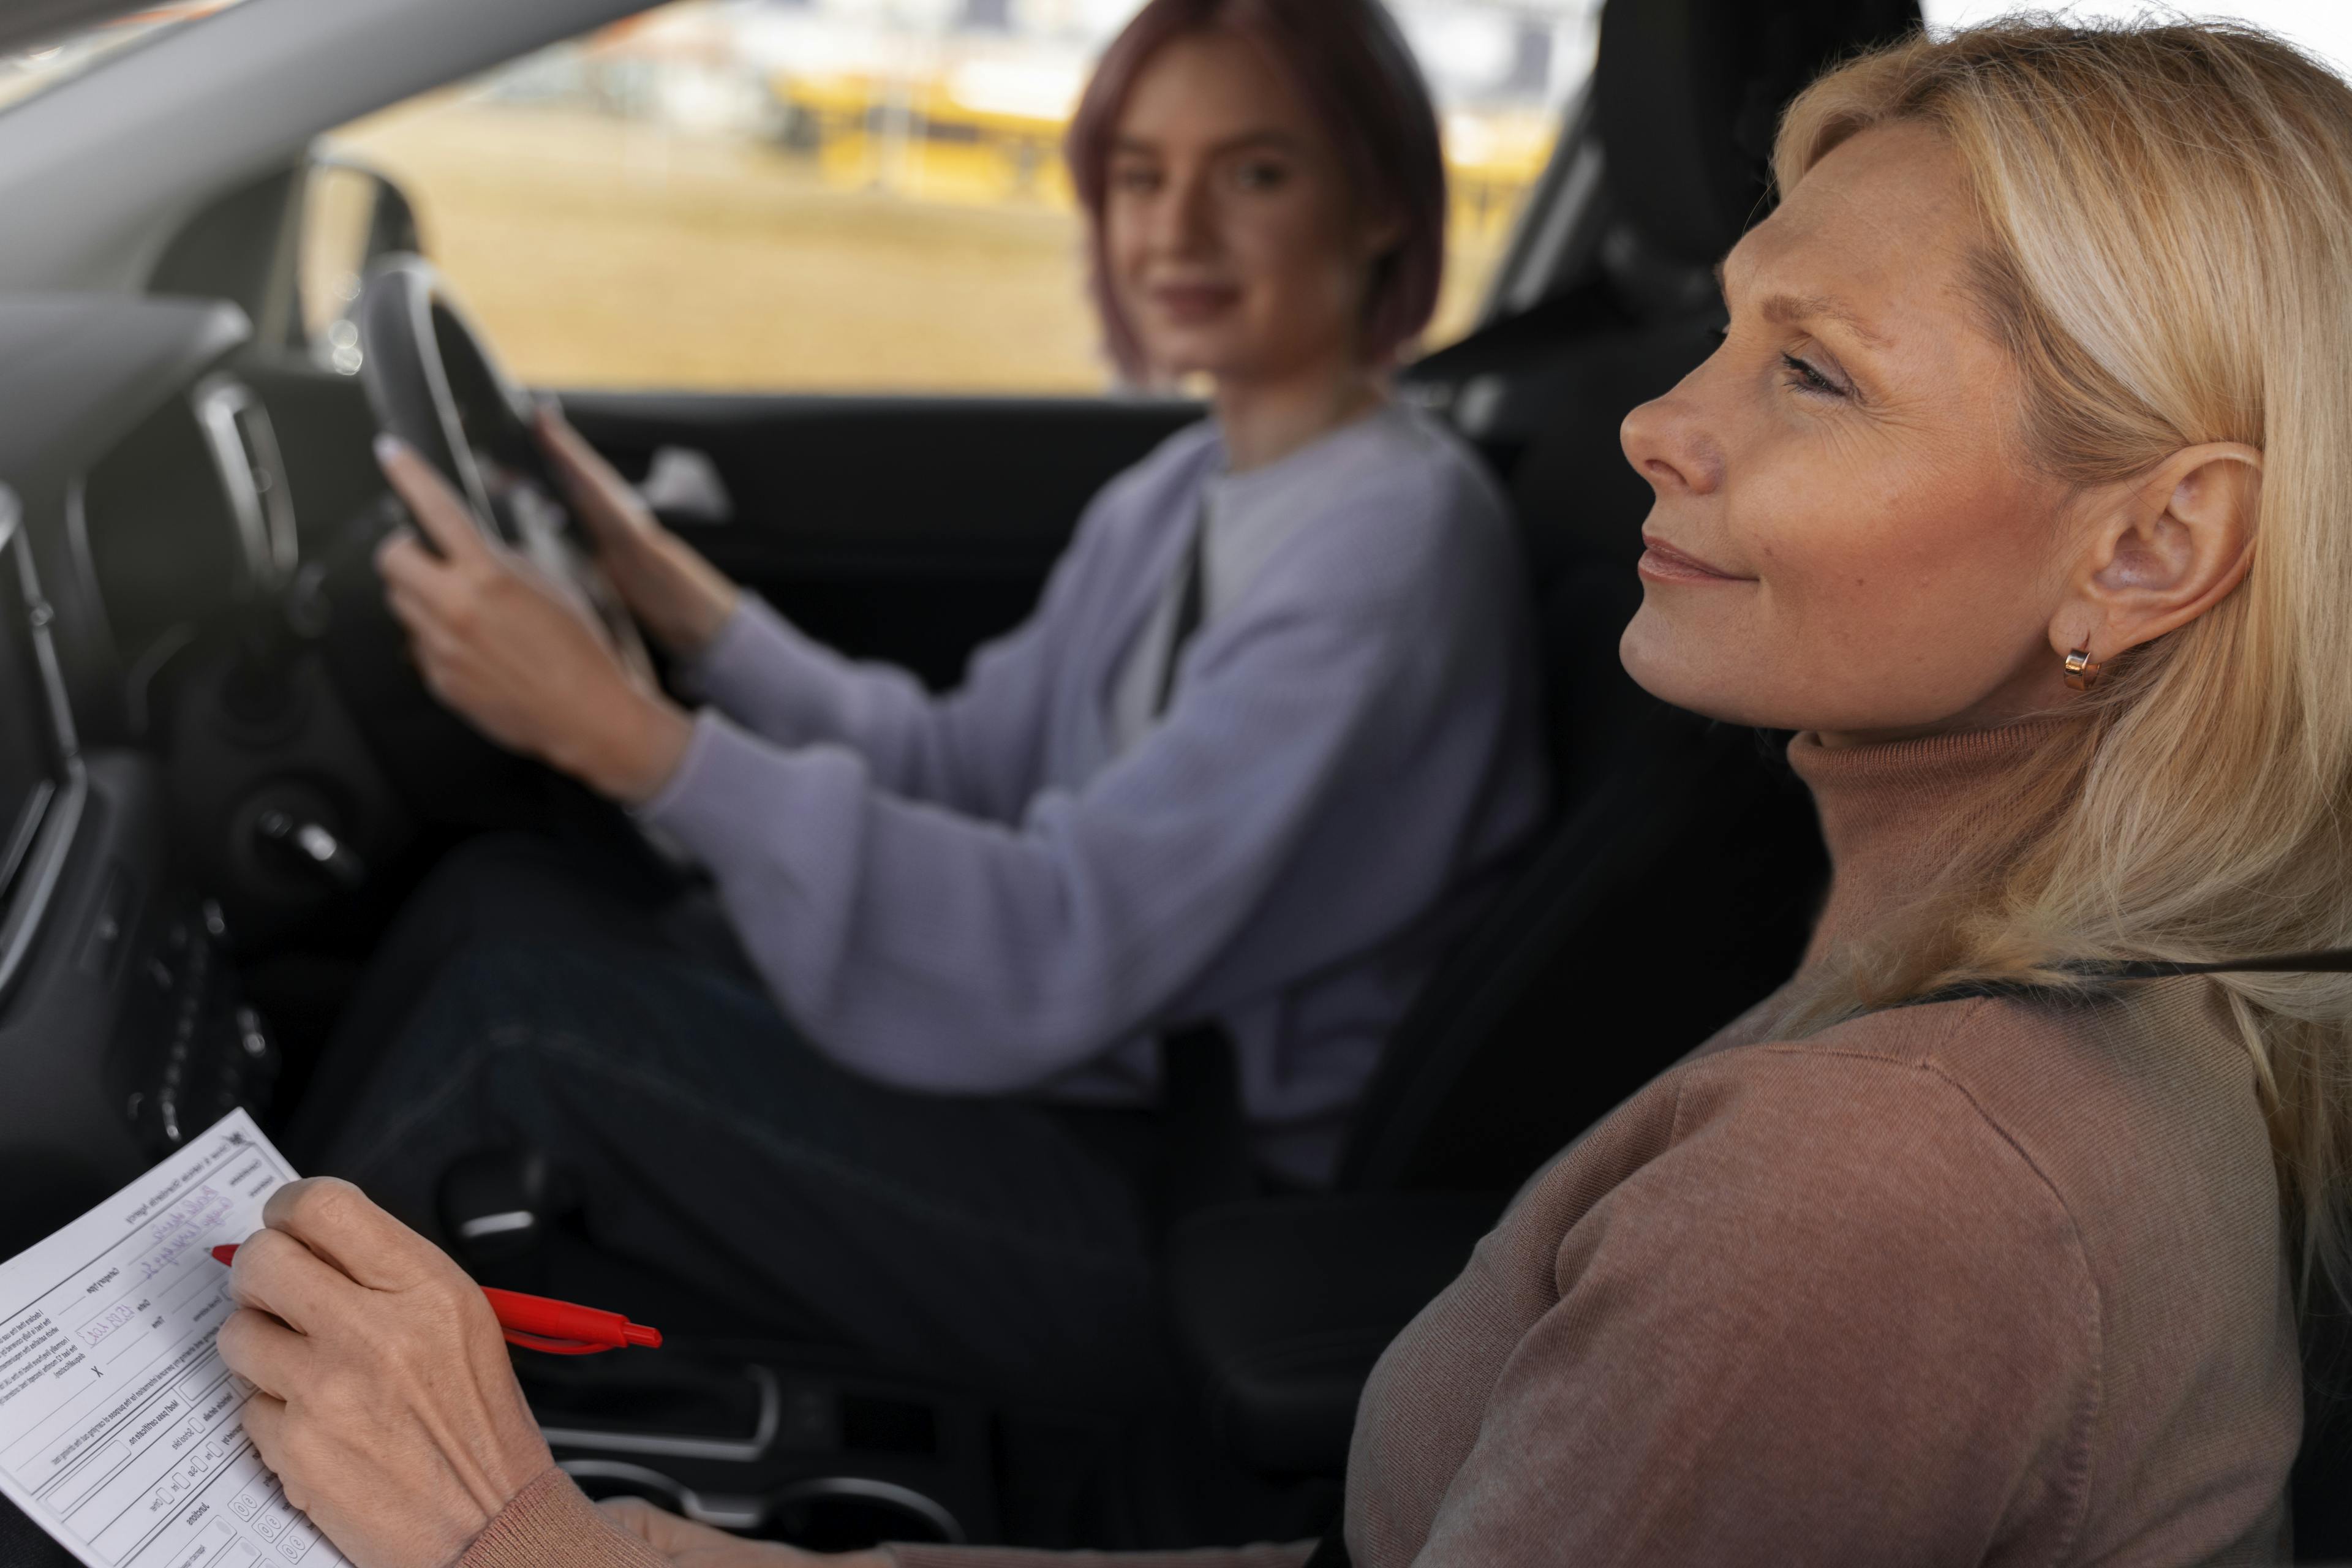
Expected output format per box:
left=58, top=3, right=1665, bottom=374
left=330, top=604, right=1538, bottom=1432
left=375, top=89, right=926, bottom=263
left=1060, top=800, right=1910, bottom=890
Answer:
left=1619, top=391, right=1725, bottom=497
left=1155, top=168, right=1219, bottom=256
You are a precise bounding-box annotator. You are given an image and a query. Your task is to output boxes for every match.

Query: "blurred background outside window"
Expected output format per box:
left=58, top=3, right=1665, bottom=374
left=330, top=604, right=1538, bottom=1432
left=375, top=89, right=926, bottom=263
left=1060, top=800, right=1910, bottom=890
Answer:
left=306, top=0, right=1602, bottom=394
left=27, top=5, right=2351, bottom=396
left=1921, top=0, right=2352, bottom=61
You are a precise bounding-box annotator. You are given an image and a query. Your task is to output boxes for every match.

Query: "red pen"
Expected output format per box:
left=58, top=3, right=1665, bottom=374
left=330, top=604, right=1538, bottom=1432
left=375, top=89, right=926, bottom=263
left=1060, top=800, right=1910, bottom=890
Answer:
left=211, top=1244, right=663, bottom=1355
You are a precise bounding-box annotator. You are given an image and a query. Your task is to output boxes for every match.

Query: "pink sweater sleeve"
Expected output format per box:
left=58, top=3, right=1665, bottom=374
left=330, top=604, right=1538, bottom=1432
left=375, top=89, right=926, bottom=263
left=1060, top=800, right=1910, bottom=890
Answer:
left=457, top=1469, right=669, bottom=1568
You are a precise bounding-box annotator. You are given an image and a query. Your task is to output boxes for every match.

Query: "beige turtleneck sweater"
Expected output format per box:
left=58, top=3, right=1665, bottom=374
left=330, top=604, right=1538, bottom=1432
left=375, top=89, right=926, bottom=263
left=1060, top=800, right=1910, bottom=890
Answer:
left=458, top=722, right=2302, bottom=1568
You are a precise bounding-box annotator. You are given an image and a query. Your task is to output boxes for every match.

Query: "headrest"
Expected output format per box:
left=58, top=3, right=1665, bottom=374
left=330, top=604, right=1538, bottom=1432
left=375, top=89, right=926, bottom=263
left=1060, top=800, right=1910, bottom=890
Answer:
left=1594, top=0, right=1922, bottom=267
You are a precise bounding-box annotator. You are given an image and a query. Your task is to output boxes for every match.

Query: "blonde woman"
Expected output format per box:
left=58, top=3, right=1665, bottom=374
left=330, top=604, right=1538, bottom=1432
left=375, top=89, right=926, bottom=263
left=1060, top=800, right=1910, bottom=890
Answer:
left=209, top=19, right=2343, bottom=1567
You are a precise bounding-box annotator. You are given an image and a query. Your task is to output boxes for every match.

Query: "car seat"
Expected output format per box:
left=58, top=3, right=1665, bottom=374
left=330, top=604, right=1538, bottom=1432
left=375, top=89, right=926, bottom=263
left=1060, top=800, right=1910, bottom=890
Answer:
left=2297, top=1308, right=2352, bottom=1559
left=1169, top=10, right=2352, bottom=1555
left=1159, top=0, right=1920, bottom=1482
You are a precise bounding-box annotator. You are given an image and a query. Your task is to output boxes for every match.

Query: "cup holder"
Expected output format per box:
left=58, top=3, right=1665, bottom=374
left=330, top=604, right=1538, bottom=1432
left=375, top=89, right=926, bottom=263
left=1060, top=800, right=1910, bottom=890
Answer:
left=771, top=1477, right=960, bottom=1549
left=560, top=1461, right=962, bottom=1548
left=562, top=1460, right=704, bottom=1519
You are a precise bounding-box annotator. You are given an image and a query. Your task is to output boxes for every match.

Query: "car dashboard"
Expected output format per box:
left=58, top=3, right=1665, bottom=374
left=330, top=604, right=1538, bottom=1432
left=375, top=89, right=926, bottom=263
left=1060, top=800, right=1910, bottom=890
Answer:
left=0, top=293, right=299, bottom=1257
left=0, top=492, right=83, bottom=1022
left=0, top=289, right=1047, bottom=1551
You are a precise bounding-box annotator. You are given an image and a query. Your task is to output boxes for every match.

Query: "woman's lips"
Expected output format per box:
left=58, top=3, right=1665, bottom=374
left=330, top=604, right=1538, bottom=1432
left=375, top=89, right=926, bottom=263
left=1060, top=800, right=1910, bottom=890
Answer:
left=1150, top=283, right=1242, bottom=323
left=1637, top=535, right=1750, bottom=584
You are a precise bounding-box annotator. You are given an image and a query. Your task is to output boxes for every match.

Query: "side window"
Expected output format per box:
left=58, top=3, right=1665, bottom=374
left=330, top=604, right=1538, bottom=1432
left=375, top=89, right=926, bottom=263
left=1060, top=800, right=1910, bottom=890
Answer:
left=303, top=0, right=1599, bottom=395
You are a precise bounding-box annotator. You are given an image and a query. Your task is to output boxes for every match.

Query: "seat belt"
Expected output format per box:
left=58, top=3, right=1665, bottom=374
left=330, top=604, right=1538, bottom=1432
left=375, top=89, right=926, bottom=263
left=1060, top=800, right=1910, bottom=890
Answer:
left=1150, top=505, right=1254, bottom=1223
left=1154, top=507, right=1208, bottom=715
left=1902, top=948, right=2352, bottom=1009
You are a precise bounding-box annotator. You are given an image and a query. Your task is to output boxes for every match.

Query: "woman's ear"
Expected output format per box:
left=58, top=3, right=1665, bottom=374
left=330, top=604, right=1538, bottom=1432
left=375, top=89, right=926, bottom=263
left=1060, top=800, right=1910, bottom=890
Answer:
left=2050, top=442, right=2261, bottom=664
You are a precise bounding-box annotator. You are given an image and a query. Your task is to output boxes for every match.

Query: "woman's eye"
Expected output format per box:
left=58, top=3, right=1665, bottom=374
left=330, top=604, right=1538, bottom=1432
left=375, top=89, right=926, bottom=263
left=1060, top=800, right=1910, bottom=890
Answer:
left=1112, top=165, right=1160, bottom=194
left=1779, top=352, right=1848, bottom=399
left=1234, top=159, right=1291, bottom=191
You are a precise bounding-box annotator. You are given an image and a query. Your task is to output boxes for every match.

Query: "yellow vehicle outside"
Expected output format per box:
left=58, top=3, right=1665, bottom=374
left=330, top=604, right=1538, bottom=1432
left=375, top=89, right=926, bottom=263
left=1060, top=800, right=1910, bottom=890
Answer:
left=773, top=72, right=1555, bottom=241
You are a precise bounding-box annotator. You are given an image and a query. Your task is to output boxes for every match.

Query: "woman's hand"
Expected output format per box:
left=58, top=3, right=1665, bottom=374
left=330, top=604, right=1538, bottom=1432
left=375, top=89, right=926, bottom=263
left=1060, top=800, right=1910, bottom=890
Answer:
left=374, top=437, right=694, bottom=804
left=599, top=1498, right=889, bottom=1567
left=215, top=1178, right=555, bottom=1568
left=533, top=405, right=742, bottom=658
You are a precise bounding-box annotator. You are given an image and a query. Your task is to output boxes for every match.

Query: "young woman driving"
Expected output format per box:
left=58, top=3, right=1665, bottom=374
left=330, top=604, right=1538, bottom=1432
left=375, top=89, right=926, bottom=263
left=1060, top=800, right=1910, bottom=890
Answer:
left=222, top=17, right=2346, bottom=1568
left=289, top=0, right=1546, bottom=1405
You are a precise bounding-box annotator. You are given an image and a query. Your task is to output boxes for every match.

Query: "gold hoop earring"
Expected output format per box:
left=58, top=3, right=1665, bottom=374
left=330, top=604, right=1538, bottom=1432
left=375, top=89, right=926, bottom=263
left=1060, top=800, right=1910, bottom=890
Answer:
left=2063, top=648, right=2103, bottom=692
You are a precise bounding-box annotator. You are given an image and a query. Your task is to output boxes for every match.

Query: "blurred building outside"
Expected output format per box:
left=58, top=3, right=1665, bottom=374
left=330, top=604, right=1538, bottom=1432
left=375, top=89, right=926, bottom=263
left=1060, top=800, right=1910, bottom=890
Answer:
left=312, top=0, right=1599, bottom=393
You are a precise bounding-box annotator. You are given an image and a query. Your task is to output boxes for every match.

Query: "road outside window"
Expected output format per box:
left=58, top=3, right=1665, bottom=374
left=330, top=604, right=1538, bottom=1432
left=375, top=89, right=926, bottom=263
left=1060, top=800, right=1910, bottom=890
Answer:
left=306, top=0, right=1598, bottom=394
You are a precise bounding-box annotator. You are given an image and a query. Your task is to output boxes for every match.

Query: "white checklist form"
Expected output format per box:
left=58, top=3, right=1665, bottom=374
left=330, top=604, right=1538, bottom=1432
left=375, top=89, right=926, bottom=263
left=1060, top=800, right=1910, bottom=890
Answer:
left=0, top=1110, right=341, bottom=1568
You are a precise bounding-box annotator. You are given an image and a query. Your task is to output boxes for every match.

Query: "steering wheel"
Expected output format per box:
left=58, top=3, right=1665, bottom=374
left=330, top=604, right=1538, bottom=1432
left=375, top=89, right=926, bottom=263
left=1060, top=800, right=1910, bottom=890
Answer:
left=352, top=255, right=650, bottom=677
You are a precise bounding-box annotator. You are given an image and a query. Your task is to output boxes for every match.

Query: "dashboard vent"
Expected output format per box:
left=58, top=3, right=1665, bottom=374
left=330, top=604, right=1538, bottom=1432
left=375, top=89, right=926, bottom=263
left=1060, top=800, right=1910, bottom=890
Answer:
left=192, top=374, right=296, bottom=595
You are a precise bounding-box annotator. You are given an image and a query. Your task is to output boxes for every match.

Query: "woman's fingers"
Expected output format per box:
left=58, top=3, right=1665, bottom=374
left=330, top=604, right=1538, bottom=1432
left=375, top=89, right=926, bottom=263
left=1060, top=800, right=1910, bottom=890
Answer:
left=217, top=1306, right=311, bottom=1401
left=369, top=454, right=692, bottom=798
left=236, top=1390, right=289, bottom=1474
left=531, top=404, right=597, bottom=496
left=382, top=582, right=435, bottom=643
left=224, top=1226, right=356, bottom=1338
left=262, top=1178, right=444, bottom=1294
left=374, top=526, right=437, bottom=586
left=532, top=404, right=639, bottom=536
left=214, top=1183, right=554, bottom=1567
left=383, top=583, right=470, bottom=667
left=530, top=402, right=744, bottom=659
left=375, top=437, right=492, bottom=565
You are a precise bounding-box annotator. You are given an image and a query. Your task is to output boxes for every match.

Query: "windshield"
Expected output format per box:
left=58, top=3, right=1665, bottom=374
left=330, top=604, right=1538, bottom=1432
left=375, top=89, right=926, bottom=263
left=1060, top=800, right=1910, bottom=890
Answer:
left=0, top=2, right=251, bottom=115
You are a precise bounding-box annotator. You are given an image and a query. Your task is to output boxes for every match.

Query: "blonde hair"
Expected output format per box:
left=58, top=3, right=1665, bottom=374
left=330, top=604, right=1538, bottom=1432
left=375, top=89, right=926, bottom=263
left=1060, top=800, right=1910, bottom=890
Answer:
left=1772, top=18, right=2352, bottom=1310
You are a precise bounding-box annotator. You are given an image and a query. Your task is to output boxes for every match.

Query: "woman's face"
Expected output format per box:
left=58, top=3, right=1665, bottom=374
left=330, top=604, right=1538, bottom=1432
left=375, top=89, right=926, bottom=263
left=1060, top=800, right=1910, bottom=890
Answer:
left=1618, top=123, right=2086, bottom=742
left=1104, top=30, right=1390, bottom=385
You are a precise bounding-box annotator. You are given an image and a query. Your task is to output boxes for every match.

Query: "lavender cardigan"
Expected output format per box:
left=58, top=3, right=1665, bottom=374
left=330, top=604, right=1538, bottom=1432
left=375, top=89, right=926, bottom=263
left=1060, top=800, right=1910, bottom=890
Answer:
left=638, top=406, right=1547, bottom=1183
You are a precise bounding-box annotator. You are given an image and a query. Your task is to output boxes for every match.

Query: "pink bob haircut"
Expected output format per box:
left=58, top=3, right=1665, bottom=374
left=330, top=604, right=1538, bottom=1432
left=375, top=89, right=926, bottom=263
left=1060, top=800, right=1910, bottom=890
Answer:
left=1064, top=0, right=1449, bottom=383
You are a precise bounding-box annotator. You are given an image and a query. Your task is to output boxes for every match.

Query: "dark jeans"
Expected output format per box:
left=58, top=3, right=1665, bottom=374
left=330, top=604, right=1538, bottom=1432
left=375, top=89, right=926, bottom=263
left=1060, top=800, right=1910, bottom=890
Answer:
left=287, top=835, right=1173, bottom=1409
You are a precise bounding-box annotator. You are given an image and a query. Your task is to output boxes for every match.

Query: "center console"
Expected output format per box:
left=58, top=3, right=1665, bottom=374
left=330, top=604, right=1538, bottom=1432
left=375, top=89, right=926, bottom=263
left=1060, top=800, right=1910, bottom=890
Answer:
left=102, top=891, right=278, bottom=1153
left=525, top=1350, right=995, bottom=1549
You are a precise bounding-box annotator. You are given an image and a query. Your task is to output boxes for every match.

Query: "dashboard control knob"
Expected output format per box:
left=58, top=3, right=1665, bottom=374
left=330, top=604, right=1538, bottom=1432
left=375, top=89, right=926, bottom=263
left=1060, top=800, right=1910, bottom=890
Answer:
left=254, top=809, right=367, bottom=890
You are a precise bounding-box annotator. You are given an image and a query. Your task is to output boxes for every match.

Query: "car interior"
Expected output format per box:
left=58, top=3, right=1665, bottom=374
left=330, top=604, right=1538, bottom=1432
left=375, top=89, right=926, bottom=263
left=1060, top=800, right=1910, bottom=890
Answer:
left=0, top=0, right=2345, bottom=1559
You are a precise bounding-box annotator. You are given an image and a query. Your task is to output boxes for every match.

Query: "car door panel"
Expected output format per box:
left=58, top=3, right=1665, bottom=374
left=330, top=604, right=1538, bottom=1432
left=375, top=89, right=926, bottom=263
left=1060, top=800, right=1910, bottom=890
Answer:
left=559, top=393, right=1200, bottom=690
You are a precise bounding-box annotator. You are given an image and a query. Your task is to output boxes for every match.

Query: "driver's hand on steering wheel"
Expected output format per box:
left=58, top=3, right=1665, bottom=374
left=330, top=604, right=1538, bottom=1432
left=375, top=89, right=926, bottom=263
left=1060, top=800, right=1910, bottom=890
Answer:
left=375, top=436, right=696, bottom=804
left=533, top=405, right=742, bottom=660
